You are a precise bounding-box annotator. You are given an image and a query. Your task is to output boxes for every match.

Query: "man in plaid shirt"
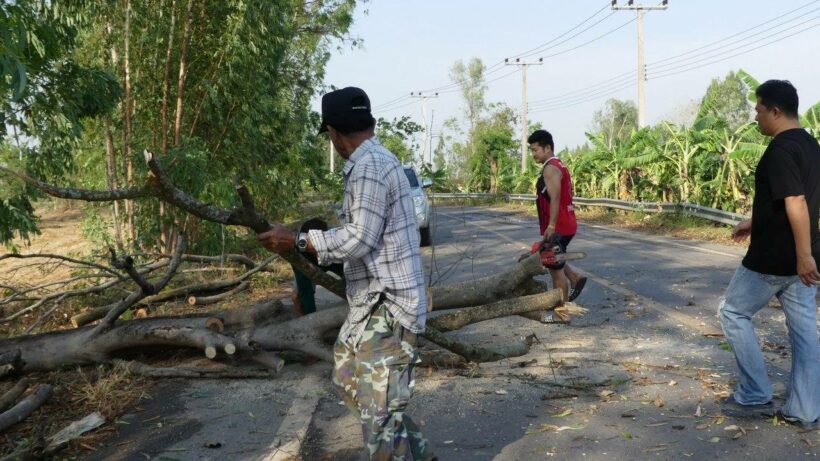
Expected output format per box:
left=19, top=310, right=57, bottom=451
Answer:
left=257, top=87, right=435, bottom=461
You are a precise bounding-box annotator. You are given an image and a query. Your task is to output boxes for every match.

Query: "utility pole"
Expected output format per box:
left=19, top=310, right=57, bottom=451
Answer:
left=410, top=91, right=438, bottom=167
left=428, top=109, right=435, bottom=169
left=505, top=57, right=542, bottom=172
left=611, top=0, right=669, bottom=128
left=329, top=140, right=335, bottom=172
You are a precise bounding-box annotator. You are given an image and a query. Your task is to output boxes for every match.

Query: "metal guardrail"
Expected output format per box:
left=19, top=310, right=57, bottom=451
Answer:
left=430, top=193, right=749, bottom=226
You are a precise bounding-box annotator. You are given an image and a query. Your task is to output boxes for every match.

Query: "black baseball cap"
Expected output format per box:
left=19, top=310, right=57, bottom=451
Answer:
left=318, top=87, right=372, bottom=134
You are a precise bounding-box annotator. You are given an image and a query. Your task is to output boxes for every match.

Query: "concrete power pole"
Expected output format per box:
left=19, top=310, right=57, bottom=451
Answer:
left=410, top=91, right=439, bottom=167
left=611, top=0, right=669, bottom=128
left=505, top=57, right=542, bottom=172
left=329, top=140, right=335, bottom=172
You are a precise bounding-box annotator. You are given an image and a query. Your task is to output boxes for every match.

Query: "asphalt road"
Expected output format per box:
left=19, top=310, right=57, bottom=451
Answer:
left=88, top=205, right=820, bottom=461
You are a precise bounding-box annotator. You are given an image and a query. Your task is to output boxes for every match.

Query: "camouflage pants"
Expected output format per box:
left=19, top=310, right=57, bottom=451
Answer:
left=332, top=304, right=435, bottom=461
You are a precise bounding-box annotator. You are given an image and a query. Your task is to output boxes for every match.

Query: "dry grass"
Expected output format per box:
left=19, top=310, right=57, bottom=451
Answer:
left=574, top=207, right=742, bottom=246
left=0, top=203, right=296, bottom=458
left=0, top=365, right=152, bottom=457
left=491, top=201, right=744, bottom=247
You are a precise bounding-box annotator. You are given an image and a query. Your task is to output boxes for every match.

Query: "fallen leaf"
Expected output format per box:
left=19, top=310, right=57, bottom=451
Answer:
left=714, top=416, right=725, bottom=425
left=645, top=422, right=668, bottom=427
left=723, top=425, right=739, bottom=431
left=551, top=408, right=573, bottom=418
left=668, top=380, right=678, bottom=386
left=709, top=436, right=720, bottom=443
left=621, top=409, right=638, bottom=418
left=525, top=423, right=585, bottom=435
left=443, top=440, right=454, bottom=444
left=653, top=396, right=665, bottom=408
left=695, top=404, right=702, bottom=417
left=599, top=390, right=615, bottom=398
left=695, top=424, right=709, bottom=430
left=643, top=445, right=668, bottom=453
left=495, top=389, right=508, bottom=395
left=732, top=432, right=743, bottom=440
left=620, top=432, right=633, bottom=440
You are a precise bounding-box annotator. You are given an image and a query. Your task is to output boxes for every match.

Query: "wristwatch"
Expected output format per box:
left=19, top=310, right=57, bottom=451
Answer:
left=296, top=232, right=309, bottom=252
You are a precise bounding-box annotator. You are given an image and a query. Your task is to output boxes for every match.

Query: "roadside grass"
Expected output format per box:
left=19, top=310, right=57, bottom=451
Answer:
left=436, top=199, right=743, bottom=246
left=573, top=207, right=740, bottom=246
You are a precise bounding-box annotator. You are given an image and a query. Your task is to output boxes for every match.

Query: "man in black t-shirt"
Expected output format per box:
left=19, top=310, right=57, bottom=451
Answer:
left=718, top=80, right=820, bottom=430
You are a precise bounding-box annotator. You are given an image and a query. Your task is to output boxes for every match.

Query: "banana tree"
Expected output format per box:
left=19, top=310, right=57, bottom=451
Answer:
left=699, top=123, right=763, bottom=211
left=801, top=101, right=820, bottom=140
left=659, top=122, right=707, bottom=203
left=564, top=147, right=602, bottom=198
left=586, top=131, right=632, bottom=199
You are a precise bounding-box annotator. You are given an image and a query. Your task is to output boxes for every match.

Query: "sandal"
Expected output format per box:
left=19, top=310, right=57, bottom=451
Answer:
left=568, top=277, right=587, bottom=302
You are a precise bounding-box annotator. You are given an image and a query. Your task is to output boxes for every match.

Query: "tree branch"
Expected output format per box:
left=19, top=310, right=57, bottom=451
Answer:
left=109, top=249, right=156, bottom=295
left=0, top=164, right=154, bottom=201
left=94, top=235, right=186, bottom=333
left=0, top=253, right=124, bottom=280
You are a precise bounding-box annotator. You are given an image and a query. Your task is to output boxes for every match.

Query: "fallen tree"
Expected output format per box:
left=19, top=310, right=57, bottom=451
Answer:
left=0, top=153, right=568, bottom=372
left=0, top=257, right=562, bottom=371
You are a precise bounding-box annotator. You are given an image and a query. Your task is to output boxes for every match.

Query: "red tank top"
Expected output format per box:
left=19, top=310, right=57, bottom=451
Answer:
left=535, top=157, right=577, bottom=236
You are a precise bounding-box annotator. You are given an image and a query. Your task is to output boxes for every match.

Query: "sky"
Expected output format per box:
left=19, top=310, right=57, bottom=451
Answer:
left=319, top=0, right=820, bottom=155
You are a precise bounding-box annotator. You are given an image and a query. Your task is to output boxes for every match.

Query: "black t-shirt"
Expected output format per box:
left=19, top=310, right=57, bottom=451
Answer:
left=743, top=128, right=820, bottom=275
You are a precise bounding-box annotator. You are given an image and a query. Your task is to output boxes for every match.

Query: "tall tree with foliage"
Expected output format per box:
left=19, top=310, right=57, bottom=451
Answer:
left=1, top=0, right=122, bottom=248
left=695, top=70, right=753, bottom=130
left=1, top=0, right=359, bottom=253
left=376, top=116, right=423, bottom=164
left=589, top=98, right=637, bottom=149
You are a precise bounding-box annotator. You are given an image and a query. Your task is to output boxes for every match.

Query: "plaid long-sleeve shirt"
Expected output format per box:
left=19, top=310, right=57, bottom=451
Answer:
left=308, top=137, right=427, bottom=345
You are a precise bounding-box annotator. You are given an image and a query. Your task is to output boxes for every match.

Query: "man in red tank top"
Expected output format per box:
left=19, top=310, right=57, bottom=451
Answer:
left=527, top=130, right=587, bottom=303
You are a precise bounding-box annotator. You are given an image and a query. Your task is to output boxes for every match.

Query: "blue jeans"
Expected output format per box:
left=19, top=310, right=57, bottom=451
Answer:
left=718, top=264, right=820, bottom=423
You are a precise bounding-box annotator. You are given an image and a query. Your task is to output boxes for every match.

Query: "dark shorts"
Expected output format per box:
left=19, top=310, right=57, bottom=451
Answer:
left=546, top=233, right=574, bottom=270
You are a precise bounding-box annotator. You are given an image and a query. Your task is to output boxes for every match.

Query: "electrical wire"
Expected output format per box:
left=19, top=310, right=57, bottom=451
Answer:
left=529, top=79, right=638, bottom=113
left=649, top=20, right=820, bottom=80
left=527, top=3, right=820, bottom=113
left=537, top=16, right=636, bottom=60
left=528, top=70, right=634, bottom=106
left=374, top=1, right=616, bottom=109
left=646, top=9, right=820, bottom=73
left=650, top=0, right=818, bottom=65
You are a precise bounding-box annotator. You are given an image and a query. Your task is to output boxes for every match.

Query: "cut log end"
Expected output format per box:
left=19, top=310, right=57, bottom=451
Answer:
left=204, top=346, right=217, bottom=359
left=187, top=296, right=197, bottom=305
left=204, top=317, right=225, bottom=333
left=224, top=343, right=236, bottom=355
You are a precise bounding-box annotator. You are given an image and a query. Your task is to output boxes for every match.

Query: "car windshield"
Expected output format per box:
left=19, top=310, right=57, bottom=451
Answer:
left=403, top=168, right=419, bottom=188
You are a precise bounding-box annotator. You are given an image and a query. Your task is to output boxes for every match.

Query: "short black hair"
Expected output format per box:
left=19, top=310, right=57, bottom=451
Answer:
left=326, top=114, right=376, bottom=135
left=527, top=130, right=554, bottom=150
left=755, top=79, right=799, bottom=118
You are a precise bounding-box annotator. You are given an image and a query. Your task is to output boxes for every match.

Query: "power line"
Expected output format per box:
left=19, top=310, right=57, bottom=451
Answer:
left=647, top=9, right=820, bottom=73
left=527, top=2, right=819, bottom=114
left=374, top=2, right=617, bottom=109
left=528, top=70, right=634, bottom=105
left=529, top=79, right=638, bottom=113
left=505, top=2, right=613, bottom=61
left=537, top=16, right=637, bottom=60
left=650, top=0, right=818, bottom=65
left=377, top=68, right=523, bottom=115
left=532, top=77, right=635, bottom=114
left=528, top=75, right=637, bottom=109
left=648, top=20, right=820, bottom=81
